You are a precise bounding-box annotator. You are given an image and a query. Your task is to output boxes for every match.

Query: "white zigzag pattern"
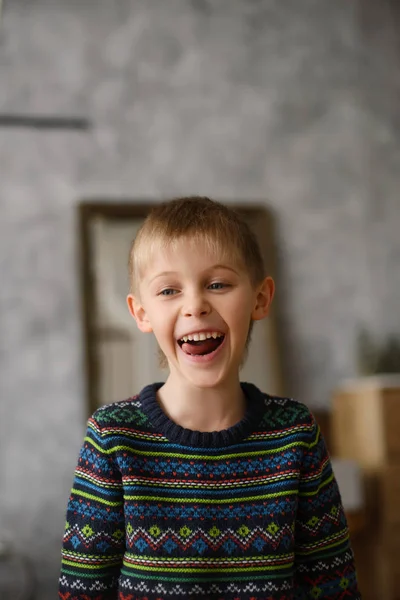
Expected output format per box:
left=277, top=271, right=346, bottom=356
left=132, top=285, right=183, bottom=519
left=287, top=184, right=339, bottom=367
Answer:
left=264, top=396, right=292, bottom=406
left=119, top=576, right=292, bottom=594
left=96, top=398, right=141, bottom=412
left=59, top=575, right=114, bottom=592
left=296, top=550, right=354, bottom=572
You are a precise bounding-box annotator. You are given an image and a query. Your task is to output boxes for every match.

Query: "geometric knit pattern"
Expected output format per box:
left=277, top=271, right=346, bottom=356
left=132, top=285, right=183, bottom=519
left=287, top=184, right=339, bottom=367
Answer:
left=59, top=382, right=361, bottom=600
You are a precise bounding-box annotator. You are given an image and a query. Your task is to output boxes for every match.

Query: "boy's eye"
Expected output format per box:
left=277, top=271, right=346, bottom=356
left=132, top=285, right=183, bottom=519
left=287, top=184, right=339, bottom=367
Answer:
left=208, top=282, right=228, bottom=290
left=159, top=288, right=177, bottom=296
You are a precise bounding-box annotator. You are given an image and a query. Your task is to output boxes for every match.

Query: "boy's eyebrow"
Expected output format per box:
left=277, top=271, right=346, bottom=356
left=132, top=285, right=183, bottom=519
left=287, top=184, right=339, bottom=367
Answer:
left=211, top=264, right=240, bottom=275
left=148, top=265, right=239, bottom=284
left=148, top=271, right=177, bottom=283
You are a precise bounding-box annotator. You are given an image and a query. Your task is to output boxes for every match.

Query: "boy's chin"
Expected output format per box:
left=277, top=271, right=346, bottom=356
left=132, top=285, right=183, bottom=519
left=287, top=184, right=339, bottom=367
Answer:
left=171, top=363, right=239, bottom=390
left=188, top=374, right=227, bottom=389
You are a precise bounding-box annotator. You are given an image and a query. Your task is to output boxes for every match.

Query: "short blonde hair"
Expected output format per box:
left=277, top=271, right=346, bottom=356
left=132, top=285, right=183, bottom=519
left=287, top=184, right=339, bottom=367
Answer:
left=129, top=196, right=265, bottom=293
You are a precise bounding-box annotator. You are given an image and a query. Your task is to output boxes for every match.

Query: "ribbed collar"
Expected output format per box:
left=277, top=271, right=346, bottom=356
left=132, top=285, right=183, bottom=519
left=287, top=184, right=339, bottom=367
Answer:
left=139, top=382, right=266, bottom=448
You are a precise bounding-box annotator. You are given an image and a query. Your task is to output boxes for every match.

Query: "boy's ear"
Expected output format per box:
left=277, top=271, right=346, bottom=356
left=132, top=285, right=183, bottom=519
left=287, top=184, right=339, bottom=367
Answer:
left=251, top=276, right=275, bottom=321
left=126, top=294, right=153, bottom=333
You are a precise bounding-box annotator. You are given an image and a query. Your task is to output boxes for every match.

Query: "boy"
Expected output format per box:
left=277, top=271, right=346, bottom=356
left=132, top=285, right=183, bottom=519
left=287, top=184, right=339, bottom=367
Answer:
left=59, top=197, right=361, bottom=599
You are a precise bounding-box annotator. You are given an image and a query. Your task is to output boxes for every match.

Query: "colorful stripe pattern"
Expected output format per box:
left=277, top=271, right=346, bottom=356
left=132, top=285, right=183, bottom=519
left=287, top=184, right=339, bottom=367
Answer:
left=59, top=382, right=360, bottom=599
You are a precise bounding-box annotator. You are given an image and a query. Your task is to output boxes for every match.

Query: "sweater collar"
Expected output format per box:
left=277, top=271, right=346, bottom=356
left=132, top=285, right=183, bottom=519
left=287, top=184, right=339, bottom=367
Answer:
left=139, top=381, right=266, bottom=448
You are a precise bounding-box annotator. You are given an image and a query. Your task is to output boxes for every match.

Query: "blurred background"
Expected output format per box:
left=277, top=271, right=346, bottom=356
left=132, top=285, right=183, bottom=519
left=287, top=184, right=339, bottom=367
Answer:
left=0, top=0, right=399, bottom=599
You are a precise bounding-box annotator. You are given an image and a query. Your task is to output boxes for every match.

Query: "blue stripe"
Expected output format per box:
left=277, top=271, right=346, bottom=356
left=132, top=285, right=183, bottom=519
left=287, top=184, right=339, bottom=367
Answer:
left=74, top=477, right=122, bottom=497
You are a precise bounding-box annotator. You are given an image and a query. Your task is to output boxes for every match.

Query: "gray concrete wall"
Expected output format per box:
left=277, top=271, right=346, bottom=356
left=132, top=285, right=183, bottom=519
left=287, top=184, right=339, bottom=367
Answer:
left=0, top=1, right=399, bottom=598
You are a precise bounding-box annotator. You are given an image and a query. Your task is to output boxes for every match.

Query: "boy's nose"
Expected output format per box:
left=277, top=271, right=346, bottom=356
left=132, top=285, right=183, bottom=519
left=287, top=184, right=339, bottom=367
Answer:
left=181, top=295, right=211, bottom=318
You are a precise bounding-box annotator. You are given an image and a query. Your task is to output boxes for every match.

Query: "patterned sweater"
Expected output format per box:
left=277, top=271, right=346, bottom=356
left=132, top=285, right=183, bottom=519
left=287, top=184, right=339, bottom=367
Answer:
left=59, top=382, right=361, bottom=600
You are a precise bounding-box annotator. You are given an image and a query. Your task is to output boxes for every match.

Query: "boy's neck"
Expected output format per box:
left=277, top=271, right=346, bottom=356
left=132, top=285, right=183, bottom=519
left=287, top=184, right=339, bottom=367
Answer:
left=156, top=376, right=246, bottom=433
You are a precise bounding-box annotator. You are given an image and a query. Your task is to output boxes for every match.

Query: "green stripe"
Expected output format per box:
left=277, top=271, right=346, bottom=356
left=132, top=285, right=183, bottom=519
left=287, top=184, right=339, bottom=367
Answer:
left=62, top=559, right=121, bottom=569
left=124, top=489, right=297, bottom=503
left=298, top=472, right=335, bottom=496
left=297, top=541, right=351, bottom=563
left=309, top=426, right=320, bottom=449
left=70, top=489, right=122, bottom=505
left=86, top=435, right=310, bottom=459
left=61, top=567, right=120, bottom=579
left=72, top=475, right=330, bottom=502
left=122, top=562, right=292, bottom=574
left=120, top=569, right=291, bottom=582
left=125, top=553, right=292, bottom=563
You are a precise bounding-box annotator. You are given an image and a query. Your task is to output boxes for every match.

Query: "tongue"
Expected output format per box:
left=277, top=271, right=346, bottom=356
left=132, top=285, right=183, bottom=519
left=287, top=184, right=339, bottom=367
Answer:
left=181, top=338, right=222, bottom=356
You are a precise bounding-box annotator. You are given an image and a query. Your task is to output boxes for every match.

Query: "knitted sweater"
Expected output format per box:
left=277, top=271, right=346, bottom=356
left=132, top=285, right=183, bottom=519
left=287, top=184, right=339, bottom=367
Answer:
left=59, top=382, right=361, bottom=600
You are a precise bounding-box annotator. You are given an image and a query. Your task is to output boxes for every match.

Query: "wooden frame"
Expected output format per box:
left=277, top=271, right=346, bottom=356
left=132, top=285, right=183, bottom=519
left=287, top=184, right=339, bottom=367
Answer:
left=78, top=201, right=283, bottom=418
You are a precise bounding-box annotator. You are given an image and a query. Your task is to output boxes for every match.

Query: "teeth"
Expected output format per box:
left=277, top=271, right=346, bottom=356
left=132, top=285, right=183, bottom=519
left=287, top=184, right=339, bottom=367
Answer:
left=180, top=331, right=224, bottom=342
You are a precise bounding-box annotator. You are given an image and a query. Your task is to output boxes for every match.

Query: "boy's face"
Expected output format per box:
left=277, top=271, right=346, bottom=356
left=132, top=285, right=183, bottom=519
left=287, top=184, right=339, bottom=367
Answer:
left=127, top=238, right=274, bottom=390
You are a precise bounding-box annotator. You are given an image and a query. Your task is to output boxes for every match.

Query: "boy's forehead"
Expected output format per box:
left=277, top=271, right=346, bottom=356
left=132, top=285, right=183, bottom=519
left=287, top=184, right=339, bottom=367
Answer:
left=140, top=235, right=244, bottom=277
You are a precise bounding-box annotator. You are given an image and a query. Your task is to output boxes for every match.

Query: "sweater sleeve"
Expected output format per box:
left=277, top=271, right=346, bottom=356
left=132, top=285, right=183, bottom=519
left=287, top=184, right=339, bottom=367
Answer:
left=293, top=413, right=362, bottom=599
left=58, top=414, right=125, bottom=600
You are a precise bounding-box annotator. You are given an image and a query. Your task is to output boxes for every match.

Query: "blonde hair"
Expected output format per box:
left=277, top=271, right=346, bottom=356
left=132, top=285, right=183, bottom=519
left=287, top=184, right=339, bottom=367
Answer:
left=129, top=196, right=265, bottom=293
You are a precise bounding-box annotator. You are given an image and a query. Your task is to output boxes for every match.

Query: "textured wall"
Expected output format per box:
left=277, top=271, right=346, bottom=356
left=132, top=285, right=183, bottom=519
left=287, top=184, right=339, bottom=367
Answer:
left=0, top=0, right=399, bottom=598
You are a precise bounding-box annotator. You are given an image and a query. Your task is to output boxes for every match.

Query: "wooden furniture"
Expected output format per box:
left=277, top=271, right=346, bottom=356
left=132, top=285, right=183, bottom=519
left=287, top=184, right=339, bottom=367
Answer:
left=331, top=376, right=400, bottom=600
left=331, top=375, right=400, bottom=469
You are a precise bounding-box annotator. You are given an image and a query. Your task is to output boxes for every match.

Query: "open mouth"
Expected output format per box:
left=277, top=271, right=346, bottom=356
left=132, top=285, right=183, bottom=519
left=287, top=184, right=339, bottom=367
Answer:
left=177, top=332, right=225, bottom=356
